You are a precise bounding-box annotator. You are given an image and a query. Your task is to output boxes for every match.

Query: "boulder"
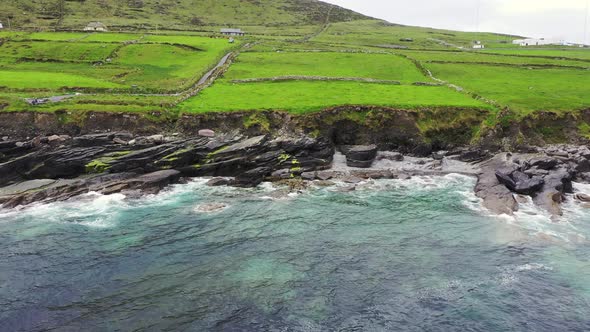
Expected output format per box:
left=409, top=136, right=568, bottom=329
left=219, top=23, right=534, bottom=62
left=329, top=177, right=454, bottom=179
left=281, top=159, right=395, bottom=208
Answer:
left=198, top=129, right=216, bottom=137
left=476, top=155, right=519, bottom=215
left=432, top=151, right=448, bottom=160
left=547, top=150, right=569, bottom=158
left=377, top=152, right=404, bottom=162
left=575, top=159, right=590, bottom=173
left=301, top=172, right=316, bottom=181
left=495, top=169, right=544, bottom=195
left=574, top=193, right=590, bottom=202
left=345, top=145, right=378, bottom=161
left=316, top=170, right=336, bottom=181
left=453, top=149, right=491, bottom=163
left=346, top=159, right=374, bottom=168
left=206, top=177, right=231, bottom=187
left=528, top=157, right=559, bottom=170
left=233, top=167, right=271, bottom=187
left=271, top=169, right=292, bottom=180
left=146, top=134, right=165, bottom=144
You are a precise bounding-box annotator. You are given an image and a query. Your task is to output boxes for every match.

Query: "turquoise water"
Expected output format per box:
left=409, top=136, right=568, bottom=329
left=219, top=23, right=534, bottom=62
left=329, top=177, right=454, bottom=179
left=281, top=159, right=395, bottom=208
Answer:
left=1, top=174, right=590, bottom=331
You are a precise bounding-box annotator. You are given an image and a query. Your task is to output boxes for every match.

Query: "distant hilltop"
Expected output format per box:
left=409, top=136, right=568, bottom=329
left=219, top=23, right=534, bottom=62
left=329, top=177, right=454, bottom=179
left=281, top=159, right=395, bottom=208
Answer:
left=0, top=0, right=370, bottom=31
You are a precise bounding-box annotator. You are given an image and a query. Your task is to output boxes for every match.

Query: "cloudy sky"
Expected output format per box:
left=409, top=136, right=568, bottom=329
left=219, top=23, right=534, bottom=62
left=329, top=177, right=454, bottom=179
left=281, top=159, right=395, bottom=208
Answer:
left=323, top=0, right=590, bottom=44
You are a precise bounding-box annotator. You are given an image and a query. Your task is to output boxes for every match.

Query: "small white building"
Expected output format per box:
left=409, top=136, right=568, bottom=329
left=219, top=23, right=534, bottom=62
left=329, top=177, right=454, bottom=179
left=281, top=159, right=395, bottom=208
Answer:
left=0, top=22, right=4, bottom=29
left=472, top=41, right=485, bottom=49
left=220, top=28, right=245, bottom=36
left=513, top=38, right=565, bottom=47
left=84, top=22, right=108, bottom=32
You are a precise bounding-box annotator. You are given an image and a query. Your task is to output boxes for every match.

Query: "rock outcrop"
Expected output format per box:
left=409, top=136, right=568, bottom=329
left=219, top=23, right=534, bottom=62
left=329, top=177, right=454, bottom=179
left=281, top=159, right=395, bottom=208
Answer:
left=0, top=132, right=334, bottom=208
left=476, top=145, right=590, bottom=216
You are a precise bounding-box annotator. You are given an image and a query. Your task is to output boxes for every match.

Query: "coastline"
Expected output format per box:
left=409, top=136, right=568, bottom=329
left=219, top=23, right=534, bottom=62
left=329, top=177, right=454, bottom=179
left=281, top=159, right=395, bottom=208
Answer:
left=1, top=127, right=589, bottom=218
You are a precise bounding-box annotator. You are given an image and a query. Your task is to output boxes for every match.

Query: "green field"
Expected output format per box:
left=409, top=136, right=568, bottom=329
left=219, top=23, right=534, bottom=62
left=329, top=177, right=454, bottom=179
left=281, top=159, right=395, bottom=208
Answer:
left=1, top=1, right=590, bottom=122
left=0, top=33, right=236, bottom=93
left=179, top=81, right=488, bottom=114
left=225, top=52, right=430, bottom=83
left=426, top=63, right=590, bottom=114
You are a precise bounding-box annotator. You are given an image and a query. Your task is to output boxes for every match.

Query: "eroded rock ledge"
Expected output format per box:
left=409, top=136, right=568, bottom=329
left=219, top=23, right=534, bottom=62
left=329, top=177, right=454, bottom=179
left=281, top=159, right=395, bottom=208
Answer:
left=0, top=132, right=333, bottom=208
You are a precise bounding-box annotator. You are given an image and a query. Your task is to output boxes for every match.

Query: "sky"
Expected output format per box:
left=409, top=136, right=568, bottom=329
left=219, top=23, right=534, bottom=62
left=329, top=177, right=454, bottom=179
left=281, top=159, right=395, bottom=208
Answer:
left=323, top=0, right=590, bottom=44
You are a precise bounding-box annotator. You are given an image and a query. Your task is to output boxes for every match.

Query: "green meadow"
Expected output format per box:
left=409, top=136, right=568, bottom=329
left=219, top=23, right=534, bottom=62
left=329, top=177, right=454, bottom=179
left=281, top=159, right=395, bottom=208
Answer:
left=0, top=13, right=589, bottom=119
left=179, top=81, right=487, bottom=114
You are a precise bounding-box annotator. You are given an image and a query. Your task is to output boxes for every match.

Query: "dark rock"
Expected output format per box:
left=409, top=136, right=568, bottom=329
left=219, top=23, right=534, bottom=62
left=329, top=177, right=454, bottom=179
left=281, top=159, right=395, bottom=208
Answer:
left=575, top=159, right=590, bottom=173
left=476, top=155, right=519, bottom=215
left=346, top=159, right=374, bottom=168
left=316, top=170, right=335, bottom=180
left=495, top=170, right=517, bottom=191
left=455, top=149, right=491, bottom=163
left=206, top=177, right=231, bottom=186
left=301, top=172, right=316, bottom=181
left=124, top=170, right=182, bottom=194
left=271, top=169, right=292, bottom=180
left=377, top=152, right=404, bottom=161
left=547, top=150, right=569, bottom=158
left=233, top=167, right=271, bottom=187
left=432, top=151, right=448, bottom=160
left=533, top=167, right=575, bottom=216
left=528, top=157, right=560, bottom=170
left=73, top=133, right=116, bottom=147
left=350, top=170, right=394, bottom=179
left=496, top=169, right=544, bottom=195
left=342, top=176, right=363, bottom=184
left=411, top=144, right=432, bottom=157
left=524, top=167, right=550, bottom=177
left=344, top=145, right=378, bottom=161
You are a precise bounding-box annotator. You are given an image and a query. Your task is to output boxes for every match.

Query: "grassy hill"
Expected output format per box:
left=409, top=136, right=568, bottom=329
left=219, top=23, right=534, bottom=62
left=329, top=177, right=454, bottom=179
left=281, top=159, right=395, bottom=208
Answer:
left=0, top=0, right=369, bottom=31
left=1, top=0, right=590, bottom=142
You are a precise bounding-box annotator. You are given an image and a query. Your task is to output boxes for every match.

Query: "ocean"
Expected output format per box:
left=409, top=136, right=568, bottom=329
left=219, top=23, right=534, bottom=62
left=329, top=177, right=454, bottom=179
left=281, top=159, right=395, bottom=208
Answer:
left=1, top=175, right=589, bottom=331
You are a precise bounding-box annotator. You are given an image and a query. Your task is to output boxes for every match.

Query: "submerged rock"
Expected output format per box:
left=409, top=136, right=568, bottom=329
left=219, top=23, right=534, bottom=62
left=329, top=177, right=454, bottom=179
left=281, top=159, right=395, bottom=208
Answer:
left=194, top=203, right=228, bottom=213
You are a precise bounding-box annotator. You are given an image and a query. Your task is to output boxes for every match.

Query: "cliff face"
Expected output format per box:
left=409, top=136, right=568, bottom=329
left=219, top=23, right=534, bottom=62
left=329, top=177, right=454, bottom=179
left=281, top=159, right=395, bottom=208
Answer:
left=0, top=108, right=588, bottom=151
left=0, top=107, right=487, bottom=150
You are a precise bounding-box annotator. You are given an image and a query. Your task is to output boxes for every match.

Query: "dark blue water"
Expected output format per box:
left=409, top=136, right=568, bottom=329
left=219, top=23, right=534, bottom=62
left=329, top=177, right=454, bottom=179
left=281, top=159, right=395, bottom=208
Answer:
left=1, top=175, right=589, bottom=331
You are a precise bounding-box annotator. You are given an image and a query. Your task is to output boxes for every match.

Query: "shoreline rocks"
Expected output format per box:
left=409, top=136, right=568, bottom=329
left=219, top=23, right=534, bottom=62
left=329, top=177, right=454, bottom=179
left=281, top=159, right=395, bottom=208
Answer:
left=0, top=131, right=589, bottom=219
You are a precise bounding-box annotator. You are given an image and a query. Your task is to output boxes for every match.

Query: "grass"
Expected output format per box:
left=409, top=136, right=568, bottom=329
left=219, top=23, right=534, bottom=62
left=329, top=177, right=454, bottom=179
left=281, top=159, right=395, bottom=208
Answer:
left=0, top=34, right=237, bottom=93
left=178, top=81, right=489, bottom=114
left=0, top=0, right=366, bottom=31
left=0, top=70, right=122, bottom=90
left=0, top=41, right=119, bottom=62
left=426, top=63, right=590, bottom=114
left=311, top=20, right=520, bottom=50
left=224, top=52, right=430, bottom=83
left=398, top=50, right=590, bottom=68
left=480, top=48, right=590, bottom=60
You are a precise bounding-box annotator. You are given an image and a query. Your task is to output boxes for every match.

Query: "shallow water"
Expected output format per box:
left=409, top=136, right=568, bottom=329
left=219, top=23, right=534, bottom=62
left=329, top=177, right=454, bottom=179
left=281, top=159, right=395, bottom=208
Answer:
left=1, top=174, right=589, bottom=331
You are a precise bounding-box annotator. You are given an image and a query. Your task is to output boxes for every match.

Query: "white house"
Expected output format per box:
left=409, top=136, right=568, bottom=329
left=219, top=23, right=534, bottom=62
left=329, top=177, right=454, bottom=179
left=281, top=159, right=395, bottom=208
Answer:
left=0, top=22, right=4, bottom=29
left=513, top=38, right=566, bottom=47
left=84, top=22, right=108, bottom=32
left=472, top=40, right=485, bottom=49
left=220, top=28, right=245, bottom=36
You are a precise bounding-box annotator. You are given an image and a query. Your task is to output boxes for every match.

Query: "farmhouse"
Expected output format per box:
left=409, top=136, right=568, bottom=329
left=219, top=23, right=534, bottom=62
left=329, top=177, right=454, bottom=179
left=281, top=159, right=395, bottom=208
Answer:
left=84, top=22, right=108, bottom=32
left=472, top=41, right=485, bottom=49
left=513, top=38, right=565, bottom=47
left=220, top=28, right=245, bottom=36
